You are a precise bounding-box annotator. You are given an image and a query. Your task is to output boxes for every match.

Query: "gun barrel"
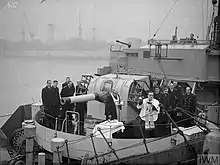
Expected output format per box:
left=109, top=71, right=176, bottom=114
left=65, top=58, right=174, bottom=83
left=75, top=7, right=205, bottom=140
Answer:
left=116, top=40, right=131, bottom=48
left=61, top=93, right=98, bottom=105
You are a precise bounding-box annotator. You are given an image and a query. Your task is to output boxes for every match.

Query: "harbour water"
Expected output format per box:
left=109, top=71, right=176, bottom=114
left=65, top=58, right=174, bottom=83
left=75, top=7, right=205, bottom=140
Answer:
left=0, top=50, right=109, bottom=127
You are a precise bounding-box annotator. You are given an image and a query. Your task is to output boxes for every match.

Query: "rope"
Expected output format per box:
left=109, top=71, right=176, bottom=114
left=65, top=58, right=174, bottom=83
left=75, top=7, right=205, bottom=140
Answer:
left=90, top=133, right=99, bottom=165
left=138, top=118, right=149, bottom=153
left=162, top=108, right=197, bottom=159
left=88, top=131, right=181, bottom=161
left=115, top=131, right=179, bottom=152
left=179, top=107, right=220, bottom=127
left=97, top=128, right=120, bottom=161
left=152, top=0, right=179, bottom=39
left=113, top=137, right=204, bottom=165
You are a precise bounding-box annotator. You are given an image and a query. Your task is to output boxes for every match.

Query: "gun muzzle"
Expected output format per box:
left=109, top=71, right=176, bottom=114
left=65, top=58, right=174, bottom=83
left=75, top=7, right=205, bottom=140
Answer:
left=60, top=97, right=71, bottom=105
left=116, top=40, right=131, bottom=48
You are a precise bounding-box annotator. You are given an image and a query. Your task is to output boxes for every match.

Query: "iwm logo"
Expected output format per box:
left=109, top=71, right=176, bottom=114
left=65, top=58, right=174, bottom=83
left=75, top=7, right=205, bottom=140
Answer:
left=197, top=154, right=220, bottom=165
left=8, top=1, right=18, bottom=9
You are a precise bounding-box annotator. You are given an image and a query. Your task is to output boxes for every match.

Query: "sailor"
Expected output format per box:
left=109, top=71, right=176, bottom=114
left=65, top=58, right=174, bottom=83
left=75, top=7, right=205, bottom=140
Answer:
left=154, top=86, right=169, bottom=136
left=180, top=87, right=197, bottom=127
left=161, top=87, right=171, bottom=111
left=188, top=33, right=197, bottom=44
left=168, top=83, right=179, bottom=120
left=75, top=81, right=87, bottom=135
left=60, top=81, right=75, bottom=119
left=41, top=80, right=54, bottom=127
left=52, top=80, right=60, bottom=118
left=154, top=86, right=163, bottom=103
left=137, top=91, right=160, bottom=137
left=170, top=35, right=177, bottom=44
left=173, top=81, right=182, bottom=105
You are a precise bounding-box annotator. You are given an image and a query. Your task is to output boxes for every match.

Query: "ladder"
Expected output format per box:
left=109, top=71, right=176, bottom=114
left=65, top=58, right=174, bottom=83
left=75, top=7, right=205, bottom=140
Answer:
left=76, top=75, right=94, bottom=95
left=128, top=80, right=148, bottom=104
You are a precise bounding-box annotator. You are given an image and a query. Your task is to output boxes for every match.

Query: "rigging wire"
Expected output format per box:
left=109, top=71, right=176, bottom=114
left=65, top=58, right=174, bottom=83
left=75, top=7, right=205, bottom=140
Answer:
left=202, top=0, right=205, bottom=40
left=0, top=113, right=12, bottom=118
left=152, top=0, right=179, bottom=39
left=206, top=0, right=209, bottom=30
left=206, top=1, right=217, bottom=40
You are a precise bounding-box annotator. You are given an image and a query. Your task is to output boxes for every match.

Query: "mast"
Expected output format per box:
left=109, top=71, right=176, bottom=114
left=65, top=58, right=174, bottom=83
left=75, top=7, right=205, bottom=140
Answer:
left=175, top=26, right=178, bottom=39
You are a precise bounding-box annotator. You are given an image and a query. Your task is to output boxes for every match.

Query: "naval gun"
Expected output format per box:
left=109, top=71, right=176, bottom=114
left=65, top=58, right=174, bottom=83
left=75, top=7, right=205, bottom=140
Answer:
left=61, top=93, right=103, bottom=105
left=116, top=40, right=131, bottom=48
left=60, top=92, right=123, bottom=120
left=61, top=92, right=122, bottom=107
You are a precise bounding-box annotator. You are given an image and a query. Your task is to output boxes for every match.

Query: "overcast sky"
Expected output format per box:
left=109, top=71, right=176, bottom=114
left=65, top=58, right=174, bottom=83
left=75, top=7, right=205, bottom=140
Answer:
left=0, top=0, right=213, bottom=41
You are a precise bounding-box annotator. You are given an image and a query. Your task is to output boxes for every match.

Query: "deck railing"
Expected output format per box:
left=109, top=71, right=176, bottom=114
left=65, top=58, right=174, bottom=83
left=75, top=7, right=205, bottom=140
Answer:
left=110, top=39, right=210, bottom=52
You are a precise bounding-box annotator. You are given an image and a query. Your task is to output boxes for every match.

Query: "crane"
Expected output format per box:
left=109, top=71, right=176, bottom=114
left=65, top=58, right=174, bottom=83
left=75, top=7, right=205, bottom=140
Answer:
left=21, top=11, right=36, bottom=41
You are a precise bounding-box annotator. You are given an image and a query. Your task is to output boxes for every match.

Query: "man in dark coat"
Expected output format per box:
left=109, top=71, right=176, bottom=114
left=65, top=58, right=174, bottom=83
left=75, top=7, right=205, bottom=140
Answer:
left=62, top=77, right=75, bottom=93
left=60, top=81, right=75, bottom=119
left=154, top=86, right=163, bottom=103
left=41, top=80, right=55, bottom=127
left=161, top=87, right=171, bottom=111
left=154, top=86, right=168, bottom=132
left=180, top=87, right=197, bottom=127
left=168, top=83, right=180, bottom=122
left=42, top=80, right=53, bottom=113
left=168, top=83, right=178, bottom=109
left=62, top=77, right=70, bottom=89
left=52, top=80, right=60, bottom=118
left=173, top=81, right=182, bottom=104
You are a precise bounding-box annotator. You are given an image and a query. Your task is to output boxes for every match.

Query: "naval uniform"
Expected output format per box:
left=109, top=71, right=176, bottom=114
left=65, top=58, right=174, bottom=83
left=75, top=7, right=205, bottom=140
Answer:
left=180, top=93, right=196, bottom=127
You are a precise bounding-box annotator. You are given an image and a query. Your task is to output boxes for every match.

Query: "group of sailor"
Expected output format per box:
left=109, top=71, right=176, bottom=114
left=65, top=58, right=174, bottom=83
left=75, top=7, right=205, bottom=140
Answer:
left=136, top=81, right=197, bottom=137
left=170, top=33, right=197, bottom=44
left=41, top=77, right=86, bottom=134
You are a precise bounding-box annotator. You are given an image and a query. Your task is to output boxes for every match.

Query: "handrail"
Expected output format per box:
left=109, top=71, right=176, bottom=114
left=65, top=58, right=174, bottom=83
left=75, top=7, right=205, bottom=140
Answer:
left=64, top=111, right=80, bottom=135
left=54, top=117, right=58, bottom=138
left=147, top=39, right=210, bottom=45
left=97, top=127, right=120, bottom=161
left=61, top=118, right=67, bottom=132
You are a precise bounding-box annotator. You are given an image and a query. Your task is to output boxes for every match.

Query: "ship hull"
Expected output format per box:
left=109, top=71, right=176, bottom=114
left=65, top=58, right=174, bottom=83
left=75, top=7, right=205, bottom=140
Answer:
left=34, top=110, right=203, bottom=163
